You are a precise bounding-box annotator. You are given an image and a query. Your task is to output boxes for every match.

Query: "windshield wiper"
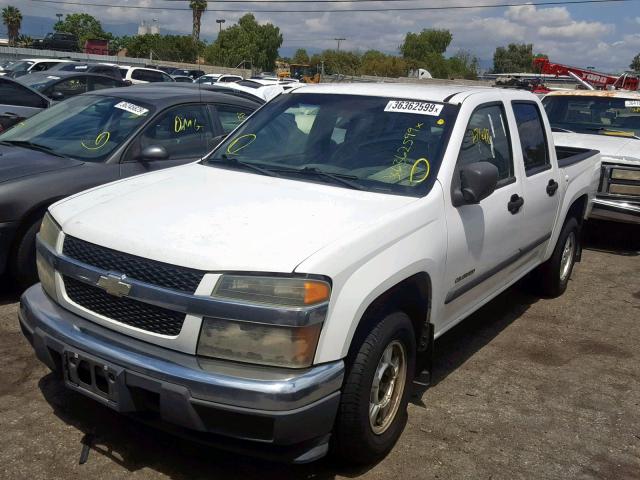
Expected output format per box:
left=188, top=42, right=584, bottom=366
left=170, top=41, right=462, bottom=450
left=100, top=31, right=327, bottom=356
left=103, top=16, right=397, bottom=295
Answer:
left=206, top=154, right=281, bottom=178
left=291, top=166, right=365, bottom=191
left=585, top=127, right=640, bottom=140
left=0, top=140, right=67, bottom=157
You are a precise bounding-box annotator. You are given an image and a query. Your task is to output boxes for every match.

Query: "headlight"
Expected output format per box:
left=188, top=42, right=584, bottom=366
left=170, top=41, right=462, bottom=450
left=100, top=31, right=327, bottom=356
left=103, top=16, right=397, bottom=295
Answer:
left=611, top=168, right=640, bottom=182
left=197, top=275, right=331, bottom=367
left=212, top=275, right=330, bottom=307
left=197, top=318, right=322, bottom=368
left=37, top=212, right=61, bottom=299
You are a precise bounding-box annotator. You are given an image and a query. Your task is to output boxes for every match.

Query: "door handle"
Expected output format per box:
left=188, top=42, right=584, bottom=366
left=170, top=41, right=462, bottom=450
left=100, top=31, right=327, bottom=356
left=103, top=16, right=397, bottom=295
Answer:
left=546, top=179, right=559, bottom=196
left=508, top=194, right=524, bottom=214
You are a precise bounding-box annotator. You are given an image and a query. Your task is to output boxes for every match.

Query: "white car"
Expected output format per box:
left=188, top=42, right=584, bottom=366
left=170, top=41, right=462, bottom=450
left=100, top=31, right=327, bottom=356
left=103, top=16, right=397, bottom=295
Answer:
left=22, top=84, right=599, bottom=465
left=0, top=58, right=73, bottom=78
left=118, top=66, right=174, bottom=84
left=195, top=73, right=243, bottom=84
left=543, top=90, right=640, bottom=224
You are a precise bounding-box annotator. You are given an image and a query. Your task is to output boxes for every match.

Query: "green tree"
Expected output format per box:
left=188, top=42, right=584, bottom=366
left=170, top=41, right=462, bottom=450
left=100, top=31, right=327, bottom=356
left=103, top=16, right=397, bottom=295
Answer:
left=309, top=49, right=361, bottom=76
left=360, top=50, right=409, bottom=77
left=400, top=29, right=453, bottom=78
left=124, top=34, right=204, bottom=62
left=204, top=14, right=282, bottom=71
left=291, top=48, right=310, bottom=64
left=630, top=53, right=640, bottom=73
left=492, top=43, right=534, bottom=73
left=190, top=0, right=207, bottom=42
left=54, top=13, right=112, bottom=50
left=447, top=49, right=479, bottom=80
left=2, top=6, right=22, bottom=46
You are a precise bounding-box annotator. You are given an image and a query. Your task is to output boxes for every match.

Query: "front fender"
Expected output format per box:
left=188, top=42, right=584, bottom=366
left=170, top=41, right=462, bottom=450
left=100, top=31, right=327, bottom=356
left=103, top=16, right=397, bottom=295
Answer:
left=297, top=186, right=448, bottom=364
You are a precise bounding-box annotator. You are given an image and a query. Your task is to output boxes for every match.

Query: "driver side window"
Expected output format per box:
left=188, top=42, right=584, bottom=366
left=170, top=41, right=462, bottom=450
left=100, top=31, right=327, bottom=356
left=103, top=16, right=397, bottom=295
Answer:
left=126, top=104, right=214, bottom=161
left=457, top=103, right=513, bottom=182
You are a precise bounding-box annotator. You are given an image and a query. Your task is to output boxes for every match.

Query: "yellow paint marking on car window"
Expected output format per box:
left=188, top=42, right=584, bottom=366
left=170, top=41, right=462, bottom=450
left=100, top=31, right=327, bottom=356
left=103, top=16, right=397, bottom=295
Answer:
left=226, top=133, right=257, bottom=155
left=81, top=131, right=110, bottom=150
left=409, top=158, right=430, bottom=184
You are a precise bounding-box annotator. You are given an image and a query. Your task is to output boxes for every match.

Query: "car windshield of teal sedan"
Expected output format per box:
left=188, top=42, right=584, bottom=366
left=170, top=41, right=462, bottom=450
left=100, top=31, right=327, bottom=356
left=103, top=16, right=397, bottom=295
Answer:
left=0, top=95, right=154, bottom=161
left=205, top=93, right=458, bottom=196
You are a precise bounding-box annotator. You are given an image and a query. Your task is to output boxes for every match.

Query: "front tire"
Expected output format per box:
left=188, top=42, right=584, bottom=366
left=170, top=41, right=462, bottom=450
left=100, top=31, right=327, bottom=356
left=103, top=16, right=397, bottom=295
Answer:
left=333, top=311, right=416, bottom=465
left=534, top=216, right=579, bottom=298
left=10, top=217, right=42, bottom=290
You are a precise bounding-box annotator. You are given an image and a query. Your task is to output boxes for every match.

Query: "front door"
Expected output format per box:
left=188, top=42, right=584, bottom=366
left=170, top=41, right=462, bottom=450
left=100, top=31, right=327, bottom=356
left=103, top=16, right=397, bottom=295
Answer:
left=441, top=102, right=526, bottom=329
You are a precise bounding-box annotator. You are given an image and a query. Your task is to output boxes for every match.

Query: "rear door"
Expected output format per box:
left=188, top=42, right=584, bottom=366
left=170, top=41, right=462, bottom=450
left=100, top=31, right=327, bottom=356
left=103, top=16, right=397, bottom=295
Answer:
left=119, top=103, right=215, bottom=177
left=442, top=101, right=526, bottom=323
left=511, top=101, right=560, bottom=264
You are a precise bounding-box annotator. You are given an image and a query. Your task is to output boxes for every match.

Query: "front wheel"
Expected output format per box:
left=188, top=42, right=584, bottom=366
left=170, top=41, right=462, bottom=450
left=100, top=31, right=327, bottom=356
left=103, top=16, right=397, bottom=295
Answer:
left=534, top=216, right=579, bottom=298
left=333, top=311, right=416, bottom=465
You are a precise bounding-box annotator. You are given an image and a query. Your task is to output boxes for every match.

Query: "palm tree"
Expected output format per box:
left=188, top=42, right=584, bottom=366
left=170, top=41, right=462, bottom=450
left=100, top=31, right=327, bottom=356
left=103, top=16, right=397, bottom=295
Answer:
left=189, top=0, right=207, bottom=42
left=2, top=6, right=22, bottom=47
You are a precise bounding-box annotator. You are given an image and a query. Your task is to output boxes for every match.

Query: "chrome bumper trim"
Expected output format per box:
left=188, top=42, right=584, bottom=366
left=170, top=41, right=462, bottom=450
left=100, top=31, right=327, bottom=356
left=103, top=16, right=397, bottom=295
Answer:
left=590, top=198, right=640, bottom=224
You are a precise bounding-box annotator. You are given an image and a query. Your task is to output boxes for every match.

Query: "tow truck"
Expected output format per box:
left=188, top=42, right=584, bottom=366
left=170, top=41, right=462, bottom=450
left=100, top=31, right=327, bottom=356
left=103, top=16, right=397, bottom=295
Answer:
left=533, top=58, right=639, bottom=91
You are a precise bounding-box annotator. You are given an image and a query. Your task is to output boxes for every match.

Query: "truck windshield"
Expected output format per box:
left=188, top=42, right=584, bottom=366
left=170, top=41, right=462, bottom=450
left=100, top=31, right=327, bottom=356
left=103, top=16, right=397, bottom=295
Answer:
left=205, top=93, right=458, bottom=196
left=0, top=94, right=153, bottom=162
left=543, top=95, right=640, bottom=139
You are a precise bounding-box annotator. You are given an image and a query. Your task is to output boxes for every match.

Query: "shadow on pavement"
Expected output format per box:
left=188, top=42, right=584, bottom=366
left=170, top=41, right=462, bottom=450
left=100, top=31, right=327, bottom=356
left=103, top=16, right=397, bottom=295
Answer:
left=38, top=372, right=371, bottom=479
left=582, top=219, right=639, bottom=256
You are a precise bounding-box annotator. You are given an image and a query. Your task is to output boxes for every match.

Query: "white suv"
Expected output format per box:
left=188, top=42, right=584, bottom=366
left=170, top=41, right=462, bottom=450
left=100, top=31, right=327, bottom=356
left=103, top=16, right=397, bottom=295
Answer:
left=119, top=66, right=174, bottom=84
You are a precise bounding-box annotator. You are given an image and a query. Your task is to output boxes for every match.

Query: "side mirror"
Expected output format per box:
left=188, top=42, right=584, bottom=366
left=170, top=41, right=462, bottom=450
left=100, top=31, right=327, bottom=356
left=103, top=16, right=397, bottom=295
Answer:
left=140, top=145, right=169, bottom=161
left=50, top=91, right=65, bottom=101
left=452, top=161, right=499, bottom=206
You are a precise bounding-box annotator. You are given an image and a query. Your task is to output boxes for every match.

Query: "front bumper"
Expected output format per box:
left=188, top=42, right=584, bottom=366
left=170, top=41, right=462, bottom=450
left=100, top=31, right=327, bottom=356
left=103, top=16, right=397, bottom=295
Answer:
left=590, top=198, right=640, bottom=224
left=19, top=284, right=344, bottom=463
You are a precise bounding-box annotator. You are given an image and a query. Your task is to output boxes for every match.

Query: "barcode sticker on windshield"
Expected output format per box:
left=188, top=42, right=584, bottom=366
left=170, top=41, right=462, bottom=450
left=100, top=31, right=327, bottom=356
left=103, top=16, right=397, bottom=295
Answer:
left=385, top=100, right=443, bottom=116
left=625, top=100, right=640, bottom=108
left=114, top=101, right=149, bottom=116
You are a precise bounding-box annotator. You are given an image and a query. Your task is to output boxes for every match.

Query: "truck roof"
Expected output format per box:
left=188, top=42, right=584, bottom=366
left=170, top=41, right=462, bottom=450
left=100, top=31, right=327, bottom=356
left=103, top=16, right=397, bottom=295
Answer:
left=290, top=82, right=494, bottom=103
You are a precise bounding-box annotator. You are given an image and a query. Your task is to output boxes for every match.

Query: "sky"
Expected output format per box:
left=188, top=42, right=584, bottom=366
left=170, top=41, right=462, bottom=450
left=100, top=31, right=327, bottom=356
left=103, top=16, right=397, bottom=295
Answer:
left=2, top=0, right=640, bottom=72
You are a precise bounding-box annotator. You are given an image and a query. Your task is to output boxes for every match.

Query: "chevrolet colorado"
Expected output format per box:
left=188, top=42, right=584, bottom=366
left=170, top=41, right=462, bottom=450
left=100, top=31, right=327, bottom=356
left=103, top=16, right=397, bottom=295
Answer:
left=20, top=84, right=600, bottom=464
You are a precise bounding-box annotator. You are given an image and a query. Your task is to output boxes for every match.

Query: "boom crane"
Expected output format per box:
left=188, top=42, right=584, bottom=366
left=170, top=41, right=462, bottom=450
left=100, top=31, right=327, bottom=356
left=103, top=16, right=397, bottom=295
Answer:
left=533, top=58, right=639, bottom=91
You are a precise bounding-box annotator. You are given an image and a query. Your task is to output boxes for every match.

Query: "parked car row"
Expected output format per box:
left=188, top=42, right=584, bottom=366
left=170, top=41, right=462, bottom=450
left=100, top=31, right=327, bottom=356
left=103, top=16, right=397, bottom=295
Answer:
left=6, top=81, right=603, bottom=465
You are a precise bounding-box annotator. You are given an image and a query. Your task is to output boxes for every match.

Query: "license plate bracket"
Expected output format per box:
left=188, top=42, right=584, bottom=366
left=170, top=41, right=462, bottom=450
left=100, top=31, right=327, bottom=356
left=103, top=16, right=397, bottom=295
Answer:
left=63, top=349, right=125, bottom=409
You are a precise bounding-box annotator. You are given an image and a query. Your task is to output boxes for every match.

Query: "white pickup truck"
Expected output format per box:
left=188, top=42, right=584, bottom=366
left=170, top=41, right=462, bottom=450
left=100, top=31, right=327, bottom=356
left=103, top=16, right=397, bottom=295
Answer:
left=20, top=84, right=600, bottom=464
left=543, top=90, right=640, bottom=224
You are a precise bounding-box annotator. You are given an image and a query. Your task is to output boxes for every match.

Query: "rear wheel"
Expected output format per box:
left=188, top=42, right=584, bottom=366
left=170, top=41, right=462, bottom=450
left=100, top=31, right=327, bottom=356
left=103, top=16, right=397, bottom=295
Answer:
left=333, top=311, right=416, bottom=465
left=534, top=217, right=579, bottom=298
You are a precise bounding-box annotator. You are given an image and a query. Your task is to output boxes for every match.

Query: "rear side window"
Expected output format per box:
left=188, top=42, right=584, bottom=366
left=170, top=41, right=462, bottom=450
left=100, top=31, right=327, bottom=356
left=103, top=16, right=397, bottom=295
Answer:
left=215, top=105, right=253, bottom=133
left=458, top=103, right=513, bottom=182
left=512, top=102, right=550, bottom=175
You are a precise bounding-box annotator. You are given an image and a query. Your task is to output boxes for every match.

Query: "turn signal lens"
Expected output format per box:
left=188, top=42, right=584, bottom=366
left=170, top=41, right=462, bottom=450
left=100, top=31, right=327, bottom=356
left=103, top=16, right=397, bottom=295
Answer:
left=213, top=275, right=330, bottom=307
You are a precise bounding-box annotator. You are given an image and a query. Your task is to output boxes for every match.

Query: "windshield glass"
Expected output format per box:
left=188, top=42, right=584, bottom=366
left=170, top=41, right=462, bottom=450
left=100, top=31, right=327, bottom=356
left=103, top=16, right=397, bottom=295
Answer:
left=6, top=61, right=34, bottom=73
left=543, top=95, right=640, bottom=139
left=0, top=94, right=153, bottom=161
left=206, top=93, right=458, bottom=196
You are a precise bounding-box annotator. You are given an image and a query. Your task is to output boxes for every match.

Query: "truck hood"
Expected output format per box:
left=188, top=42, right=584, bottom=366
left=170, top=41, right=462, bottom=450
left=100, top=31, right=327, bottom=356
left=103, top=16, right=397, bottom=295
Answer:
left=0, top=145, right=83, bottom=184
left=553, top=132, right=640, bottom=166
left=51, top=164, right=419, bottom=273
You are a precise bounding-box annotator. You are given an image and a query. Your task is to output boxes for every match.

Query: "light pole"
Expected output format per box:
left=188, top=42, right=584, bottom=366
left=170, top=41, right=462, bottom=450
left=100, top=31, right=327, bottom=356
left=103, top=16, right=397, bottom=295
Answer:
left=216, top=19, right=226, bottom=35
left=55, top=13, right=63, bottom=24
left=334, top=37, right=345, bottom=51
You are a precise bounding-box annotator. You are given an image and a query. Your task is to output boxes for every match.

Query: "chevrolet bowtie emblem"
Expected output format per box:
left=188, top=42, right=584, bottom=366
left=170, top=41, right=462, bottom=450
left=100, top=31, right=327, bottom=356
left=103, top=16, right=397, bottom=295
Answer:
left=96, top=274, right=131, bottom=297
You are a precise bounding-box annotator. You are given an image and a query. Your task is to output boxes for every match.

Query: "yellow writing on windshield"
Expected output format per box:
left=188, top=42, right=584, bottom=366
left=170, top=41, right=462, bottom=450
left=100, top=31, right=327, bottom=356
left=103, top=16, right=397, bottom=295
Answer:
left=226, top=133, right=257, bottom=155
left=409, top=158, right=430, bottom=184
left=174, top=116, right=203, bottom=133
left=81, top=131, right=110, bottom=150
left=237, top=112, right=246, bottom=122
left=472, top=128, right=491, bottom=144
